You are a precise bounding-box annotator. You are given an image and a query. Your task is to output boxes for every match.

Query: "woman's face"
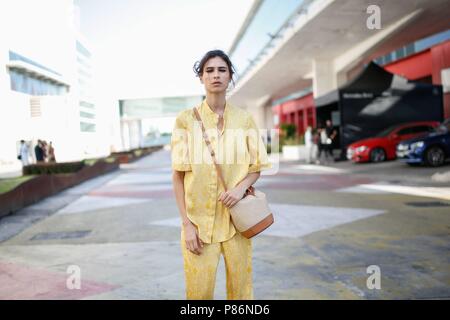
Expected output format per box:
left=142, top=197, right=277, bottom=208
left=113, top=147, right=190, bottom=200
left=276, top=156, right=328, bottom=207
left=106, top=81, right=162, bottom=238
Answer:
left=200, top=56, right=231, bottom=94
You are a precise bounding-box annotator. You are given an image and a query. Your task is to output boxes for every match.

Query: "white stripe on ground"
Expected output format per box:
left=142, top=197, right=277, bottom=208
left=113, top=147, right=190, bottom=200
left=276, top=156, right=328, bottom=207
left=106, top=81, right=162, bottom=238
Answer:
left=150, top=204, right=385, bottom=239
left=293, top=165, right=348, bottom=174
left=56, top=196, right=152, bottom=215
left=357, top=184, right=450, bottom=201
left=336, top=186, right=392, bottom=194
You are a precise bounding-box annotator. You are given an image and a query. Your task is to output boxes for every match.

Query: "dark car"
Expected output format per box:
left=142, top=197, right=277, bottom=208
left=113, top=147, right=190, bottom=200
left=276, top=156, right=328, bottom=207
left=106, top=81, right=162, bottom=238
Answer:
left=396, top=118, right=450, bottom=167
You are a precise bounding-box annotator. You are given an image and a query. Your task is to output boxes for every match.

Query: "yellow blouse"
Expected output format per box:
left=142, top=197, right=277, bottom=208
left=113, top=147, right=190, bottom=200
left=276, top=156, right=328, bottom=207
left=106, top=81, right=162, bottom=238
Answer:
left=171, top=100, right=271, bottom=244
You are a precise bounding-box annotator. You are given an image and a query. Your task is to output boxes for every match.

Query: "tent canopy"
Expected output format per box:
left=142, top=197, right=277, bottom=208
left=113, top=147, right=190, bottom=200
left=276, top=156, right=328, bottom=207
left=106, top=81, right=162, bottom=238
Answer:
left=313, top=62, right=444, bottom=149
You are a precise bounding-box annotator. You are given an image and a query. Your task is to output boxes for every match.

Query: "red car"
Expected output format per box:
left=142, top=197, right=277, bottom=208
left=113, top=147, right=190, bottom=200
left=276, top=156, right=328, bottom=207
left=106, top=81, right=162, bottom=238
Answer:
left=347, top=121, right=440, bottom=163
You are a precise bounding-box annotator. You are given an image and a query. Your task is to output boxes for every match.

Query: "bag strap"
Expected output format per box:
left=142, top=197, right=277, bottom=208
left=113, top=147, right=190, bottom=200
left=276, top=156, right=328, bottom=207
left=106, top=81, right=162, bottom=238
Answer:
left=192, top=107, right=256, bottom=197
left=193, top=107, right=228, bottom=192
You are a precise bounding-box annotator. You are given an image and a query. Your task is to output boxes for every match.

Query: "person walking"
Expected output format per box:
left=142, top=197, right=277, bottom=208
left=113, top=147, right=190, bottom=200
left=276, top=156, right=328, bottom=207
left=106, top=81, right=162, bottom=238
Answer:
left=47, top=141, right=56, bottom=162
left=171, top=50, right=270, bottom=300
left=316, top=127, right=327, bottom=164
left=325, top=120, right=337, bottom=162
left=34, top=140, right=44, bottom=163
left=304, top=126, right=314, bottom=164
left=18, top=140, right=29, bottom=166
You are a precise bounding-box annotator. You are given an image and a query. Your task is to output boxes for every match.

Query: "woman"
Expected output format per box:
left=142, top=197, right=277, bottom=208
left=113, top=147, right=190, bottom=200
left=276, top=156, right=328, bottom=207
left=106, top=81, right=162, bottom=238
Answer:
left=171, top=50, right=270, bottom=300
left=48, top=141, right=56, bottom=162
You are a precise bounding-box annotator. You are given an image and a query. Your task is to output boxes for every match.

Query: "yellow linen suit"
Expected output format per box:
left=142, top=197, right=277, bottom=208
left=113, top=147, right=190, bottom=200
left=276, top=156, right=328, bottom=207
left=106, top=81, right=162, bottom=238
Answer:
left=171, top=100, right=270, bottom=299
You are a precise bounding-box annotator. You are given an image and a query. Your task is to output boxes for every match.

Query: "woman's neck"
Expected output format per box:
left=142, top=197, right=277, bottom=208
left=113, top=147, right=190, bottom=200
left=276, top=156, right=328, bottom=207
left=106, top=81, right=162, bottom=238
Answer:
left=205, top=93, right=226, bottom=115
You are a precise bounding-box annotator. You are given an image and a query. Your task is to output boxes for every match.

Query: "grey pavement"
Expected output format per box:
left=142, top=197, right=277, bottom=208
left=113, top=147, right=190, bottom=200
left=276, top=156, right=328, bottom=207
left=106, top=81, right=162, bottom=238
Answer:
left=0, top=148, right=449, bottom=299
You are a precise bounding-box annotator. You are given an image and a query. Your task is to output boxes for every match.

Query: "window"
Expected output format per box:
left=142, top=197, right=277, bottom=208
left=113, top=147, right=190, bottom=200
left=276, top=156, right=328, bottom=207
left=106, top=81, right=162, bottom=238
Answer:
left=9, top=69, right=68, bottom=96
left=80, top=111, right=95, bottom=119
left=76, top=41, right=91, bottom=58
left=79, top=101, right=95, bottom=109
left=409, top=125, right=434, bottom=134
left=80, top=122, right=96, bottom=132
left=397, top=127, right=412, bottom=136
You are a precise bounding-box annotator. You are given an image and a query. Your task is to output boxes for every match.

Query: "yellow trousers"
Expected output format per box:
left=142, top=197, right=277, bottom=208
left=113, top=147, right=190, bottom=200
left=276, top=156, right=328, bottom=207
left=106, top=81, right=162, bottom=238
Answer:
left=181, top=231, right=253, bottom=300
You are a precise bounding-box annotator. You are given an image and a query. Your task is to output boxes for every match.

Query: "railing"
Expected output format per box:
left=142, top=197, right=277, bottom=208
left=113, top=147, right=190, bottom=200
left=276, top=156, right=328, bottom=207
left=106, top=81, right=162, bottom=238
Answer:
left=233, top=0, right=317, bottom=85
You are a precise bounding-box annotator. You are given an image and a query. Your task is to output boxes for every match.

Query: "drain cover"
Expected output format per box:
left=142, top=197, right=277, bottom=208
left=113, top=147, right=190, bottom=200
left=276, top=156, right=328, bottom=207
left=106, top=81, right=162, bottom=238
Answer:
left=405, top=202, right=450, bottom=208
left=30, top=230, right=91, bottom=241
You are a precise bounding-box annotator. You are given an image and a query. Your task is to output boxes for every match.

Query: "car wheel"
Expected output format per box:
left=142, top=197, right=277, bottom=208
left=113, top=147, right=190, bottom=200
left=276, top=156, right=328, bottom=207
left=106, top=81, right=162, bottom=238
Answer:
left=425, top=146, right=445, bottom=167
left=370, top=148, right=386, bottom=163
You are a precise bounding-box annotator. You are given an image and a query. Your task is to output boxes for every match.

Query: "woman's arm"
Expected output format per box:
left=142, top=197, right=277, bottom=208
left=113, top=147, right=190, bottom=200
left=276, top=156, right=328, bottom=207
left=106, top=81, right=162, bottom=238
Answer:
left=172, top=170, right=203, bottom=255
left=219, top=171, right=261, bottom=208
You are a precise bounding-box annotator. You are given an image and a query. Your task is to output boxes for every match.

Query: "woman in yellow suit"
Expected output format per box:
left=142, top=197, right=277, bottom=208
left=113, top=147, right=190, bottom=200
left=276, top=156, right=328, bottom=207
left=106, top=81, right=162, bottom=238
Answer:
left=171, top=50, right=270, bottom=300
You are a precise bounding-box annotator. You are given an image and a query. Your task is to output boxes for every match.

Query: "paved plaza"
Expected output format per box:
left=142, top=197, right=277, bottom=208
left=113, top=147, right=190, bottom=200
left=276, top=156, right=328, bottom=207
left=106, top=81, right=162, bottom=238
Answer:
left=0, top=148, right=449, bottom=299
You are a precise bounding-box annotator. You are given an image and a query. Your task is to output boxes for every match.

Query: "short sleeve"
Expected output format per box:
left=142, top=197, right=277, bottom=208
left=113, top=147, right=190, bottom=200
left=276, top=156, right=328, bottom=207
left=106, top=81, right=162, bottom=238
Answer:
left=246, top=114, right=271, bottom=173
left=171, top=112, right=192, bottom=172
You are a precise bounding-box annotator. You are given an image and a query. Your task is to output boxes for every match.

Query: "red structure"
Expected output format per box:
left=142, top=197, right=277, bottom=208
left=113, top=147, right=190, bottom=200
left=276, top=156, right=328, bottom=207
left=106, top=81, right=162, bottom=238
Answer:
left=272, top=93, right=316, bottom=136
left=273, top=40, right=450, bottom=136
left=384, top=39, right=450, bottom=119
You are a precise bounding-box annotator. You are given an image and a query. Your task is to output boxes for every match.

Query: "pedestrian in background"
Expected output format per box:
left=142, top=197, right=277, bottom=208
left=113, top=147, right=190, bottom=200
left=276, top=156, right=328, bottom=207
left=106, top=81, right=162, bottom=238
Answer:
left=18, top=140, right=29, bottom=166
left=316, top=127, right=327, bottom=164
left=304, top=126, right=314, bottom=163
left=34, top=140, right=44, bottom=163
left=171, top=50, right=270, bottom=300
left=41, top=140, right=48, bottom=162
left=48, top=141, right=56, bottom=162
left=325, top=119, right=337, bottom=162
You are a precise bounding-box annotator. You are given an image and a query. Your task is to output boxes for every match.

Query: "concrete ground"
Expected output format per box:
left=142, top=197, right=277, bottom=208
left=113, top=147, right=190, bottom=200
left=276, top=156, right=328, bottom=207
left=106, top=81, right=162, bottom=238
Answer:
left=0, top=148, right=449, bottom=299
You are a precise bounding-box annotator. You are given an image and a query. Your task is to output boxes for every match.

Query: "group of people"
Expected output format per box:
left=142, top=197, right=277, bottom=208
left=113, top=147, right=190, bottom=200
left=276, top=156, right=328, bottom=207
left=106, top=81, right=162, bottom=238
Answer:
left=18, top=139, right=56, bottom=166
left=304, top=119, right=337, bottom=164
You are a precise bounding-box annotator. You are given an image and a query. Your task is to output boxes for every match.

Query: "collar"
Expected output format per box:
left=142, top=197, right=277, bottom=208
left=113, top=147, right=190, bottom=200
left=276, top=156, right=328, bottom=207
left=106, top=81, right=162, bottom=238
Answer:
left=200, top=99, right=231, bottom=120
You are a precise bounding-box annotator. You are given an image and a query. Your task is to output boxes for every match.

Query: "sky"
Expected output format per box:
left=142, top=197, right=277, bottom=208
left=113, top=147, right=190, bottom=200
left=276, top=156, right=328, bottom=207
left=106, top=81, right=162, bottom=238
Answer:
left=75, top=0, right=254, bottom=100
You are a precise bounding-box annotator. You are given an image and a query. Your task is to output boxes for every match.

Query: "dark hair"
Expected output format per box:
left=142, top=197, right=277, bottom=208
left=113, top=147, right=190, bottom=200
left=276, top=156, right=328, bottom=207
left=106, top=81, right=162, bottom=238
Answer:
left=193, top=50, right=235, bottom=86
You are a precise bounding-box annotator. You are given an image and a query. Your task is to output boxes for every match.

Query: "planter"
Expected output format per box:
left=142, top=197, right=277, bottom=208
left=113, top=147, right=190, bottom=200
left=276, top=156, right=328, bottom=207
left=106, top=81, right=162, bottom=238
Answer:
left=0, top=159, right=119, bottom=218
left=282, top=145, right=308, bottom=161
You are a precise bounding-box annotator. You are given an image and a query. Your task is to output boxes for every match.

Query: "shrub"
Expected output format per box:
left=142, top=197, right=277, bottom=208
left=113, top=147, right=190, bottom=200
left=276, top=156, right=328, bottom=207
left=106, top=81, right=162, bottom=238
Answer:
left=23, top=161, right=85, bottom=175
left=280, top=124, right=297, bottom=139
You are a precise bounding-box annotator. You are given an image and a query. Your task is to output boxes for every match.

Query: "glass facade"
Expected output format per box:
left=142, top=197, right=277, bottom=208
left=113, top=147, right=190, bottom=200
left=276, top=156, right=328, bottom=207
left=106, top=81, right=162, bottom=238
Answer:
left=80, top=121, right=96, bottom=132
left=9, top=69, right=67, bottom=96
left=8, top=51, right=67, bottom=96
left=230, top=0, right=308, bottom=80
left=9, top=51, right=62, bottom=76
left=80, top=111, right=95, bottom=119
left=76, top=40, right=96, bottom=133
left=79, top=100, right=95, bottom=109
left=76, top=41, right=91, bottom=58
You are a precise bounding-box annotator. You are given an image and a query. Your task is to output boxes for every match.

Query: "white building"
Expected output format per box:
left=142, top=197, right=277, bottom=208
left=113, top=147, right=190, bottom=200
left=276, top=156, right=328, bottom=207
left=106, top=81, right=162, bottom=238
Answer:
left=0, top=0, right=120, bottom=175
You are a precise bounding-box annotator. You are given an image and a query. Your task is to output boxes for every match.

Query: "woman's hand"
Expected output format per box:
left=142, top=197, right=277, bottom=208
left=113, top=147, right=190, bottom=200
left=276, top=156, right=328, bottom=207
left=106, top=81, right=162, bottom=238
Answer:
left=183, top=220, right=203, bottom=255
left=219, top=185, right=246, bottom=208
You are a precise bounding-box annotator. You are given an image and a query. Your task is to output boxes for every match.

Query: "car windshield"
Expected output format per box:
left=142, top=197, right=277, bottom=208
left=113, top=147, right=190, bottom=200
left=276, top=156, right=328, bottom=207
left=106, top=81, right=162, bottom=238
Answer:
left=375, top=125, right=398, bottom=137
left=433, top=120, right=450, bottom=134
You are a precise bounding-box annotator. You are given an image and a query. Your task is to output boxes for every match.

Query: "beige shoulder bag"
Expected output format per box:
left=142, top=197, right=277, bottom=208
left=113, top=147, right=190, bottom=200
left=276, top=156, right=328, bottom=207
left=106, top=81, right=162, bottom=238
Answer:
left=193, top=107, right=274, bottom=239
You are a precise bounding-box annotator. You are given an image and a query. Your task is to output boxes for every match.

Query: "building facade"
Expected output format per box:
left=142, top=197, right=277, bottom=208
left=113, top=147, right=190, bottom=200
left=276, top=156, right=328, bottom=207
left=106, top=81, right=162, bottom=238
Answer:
left=227, top=0, right=450, bottom=138
left=0, top=0, right=117, bottom=175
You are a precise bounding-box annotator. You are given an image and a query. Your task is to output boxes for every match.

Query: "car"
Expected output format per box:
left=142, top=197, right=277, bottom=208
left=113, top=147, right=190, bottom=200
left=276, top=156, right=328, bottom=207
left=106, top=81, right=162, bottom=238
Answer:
left=396, top=118, right=450, bottom=167
left=346, top=121, right=440, bottom=163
